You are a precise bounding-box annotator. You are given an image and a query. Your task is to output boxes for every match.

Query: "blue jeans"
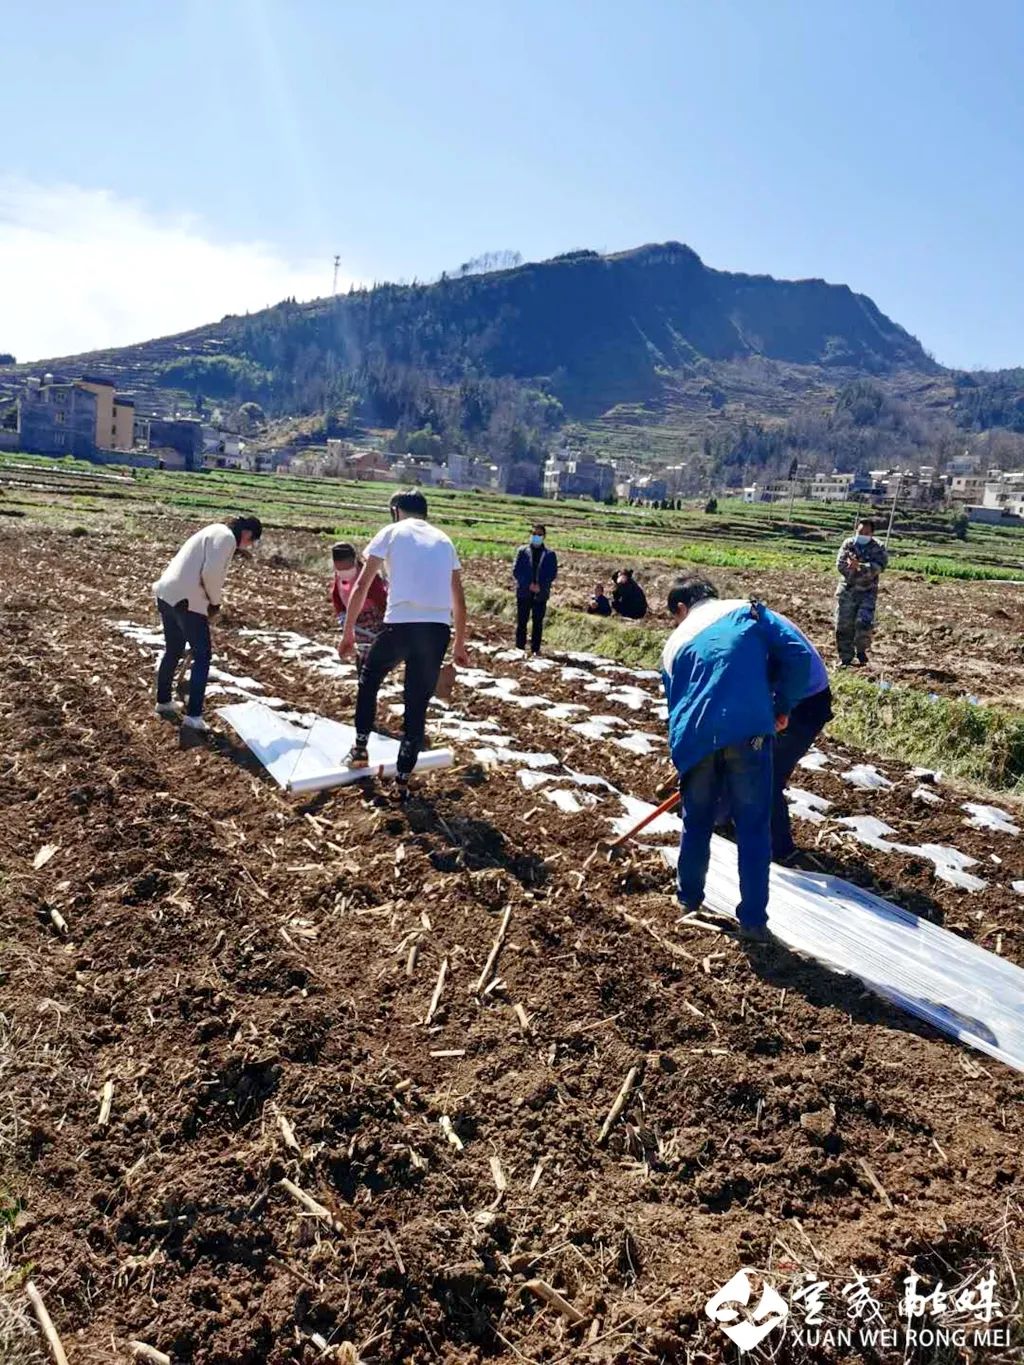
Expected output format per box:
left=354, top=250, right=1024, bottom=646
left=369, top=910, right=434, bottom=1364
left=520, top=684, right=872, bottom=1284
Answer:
left=771, top=687, right=833, bottom=861
left=156, top=597, right=212, bottom=718
left=677, top=739, right=774, bottom=929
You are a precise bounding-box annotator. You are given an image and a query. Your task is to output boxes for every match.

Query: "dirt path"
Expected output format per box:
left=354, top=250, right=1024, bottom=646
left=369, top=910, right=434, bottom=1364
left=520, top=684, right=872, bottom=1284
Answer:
left=1, top=526, right=1022, bottom=1363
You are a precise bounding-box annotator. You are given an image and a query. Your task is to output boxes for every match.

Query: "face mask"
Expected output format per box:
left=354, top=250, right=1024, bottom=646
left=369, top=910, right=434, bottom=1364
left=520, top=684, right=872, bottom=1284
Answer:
left=854, top=534, right=870, bottom=546
left=530, top=534, right=544, bottom=548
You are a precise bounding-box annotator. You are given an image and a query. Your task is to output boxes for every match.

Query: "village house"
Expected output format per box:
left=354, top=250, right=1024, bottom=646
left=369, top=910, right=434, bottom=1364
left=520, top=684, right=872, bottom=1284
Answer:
left=543, top=453, right=616, bottom=500
left=17, top=373, right=137, bottom=458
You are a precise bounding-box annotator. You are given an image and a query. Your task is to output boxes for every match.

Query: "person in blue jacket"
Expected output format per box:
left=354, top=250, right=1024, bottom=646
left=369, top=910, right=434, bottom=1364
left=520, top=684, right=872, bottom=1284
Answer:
left=512, top=523, right=558, bottom=656
left=662, top=574, right=814, bottom=942
left=769, top=615, right=833, bottom=865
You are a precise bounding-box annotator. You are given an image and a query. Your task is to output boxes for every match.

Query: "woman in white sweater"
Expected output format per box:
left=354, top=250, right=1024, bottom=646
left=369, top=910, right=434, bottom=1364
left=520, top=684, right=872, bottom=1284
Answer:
left=152, top=516, right=262, bottom=730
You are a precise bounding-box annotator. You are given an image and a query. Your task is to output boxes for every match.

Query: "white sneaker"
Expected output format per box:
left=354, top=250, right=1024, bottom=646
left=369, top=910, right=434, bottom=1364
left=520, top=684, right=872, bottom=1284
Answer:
left=181, top=715, right=210, bottom=733
left=154, top=701, right=182, bottom=719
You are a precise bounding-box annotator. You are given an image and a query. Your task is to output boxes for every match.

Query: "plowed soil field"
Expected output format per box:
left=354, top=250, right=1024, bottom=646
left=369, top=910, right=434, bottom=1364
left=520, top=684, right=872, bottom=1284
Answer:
left=1, top=524, right=1022, bottom=1364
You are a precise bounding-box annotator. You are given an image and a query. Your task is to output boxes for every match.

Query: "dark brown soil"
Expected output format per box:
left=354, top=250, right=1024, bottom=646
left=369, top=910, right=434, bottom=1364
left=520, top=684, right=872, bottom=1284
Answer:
left=1, top=525, right=1022, bottom=1365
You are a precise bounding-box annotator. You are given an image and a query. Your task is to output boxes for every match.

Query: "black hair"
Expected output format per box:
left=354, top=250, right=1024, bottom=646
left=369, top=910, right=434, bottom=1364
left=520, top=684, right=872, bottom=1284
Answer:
left=390, top=489, right=428, bottom=518
left=332, top=542, right=357, bottom=563
left=857, top=517, right=876, bottom=533
left=231, top=515, right=263, bottom=544
left=618, top=568, right=634, bottom=580
left=667, top=573, right=718, bottom=614
left=532, top=523, right=546, bottom=535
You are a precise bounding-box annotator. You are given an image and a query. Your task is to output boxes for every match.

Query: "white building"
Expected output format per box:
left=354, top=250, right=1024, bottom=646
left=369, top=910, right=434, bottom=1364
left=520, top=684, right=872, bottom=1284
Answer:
left=807, top=472, right=855, bottom=502
left=391, top=455, right=442, bottom=485
left=443, top=451, right=503, bottom=489
left=949, top=474, right=990, bottom=503
left=981, top=482, right=1024, bottom=515
left=742, top=478, right=802, bottom=503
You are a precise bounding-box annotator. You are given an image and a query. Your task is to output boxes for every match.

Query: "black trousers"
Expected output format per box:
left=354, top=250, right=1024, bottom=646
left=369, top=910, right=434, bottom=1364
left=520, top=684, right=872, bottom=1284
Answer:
left=354, top=623, right=450, bottom=775
left=771, top=686, right=834, bottom=860
left=156, top=598, right=212, bottom=718
left=515, top=595, right=548, bottom=653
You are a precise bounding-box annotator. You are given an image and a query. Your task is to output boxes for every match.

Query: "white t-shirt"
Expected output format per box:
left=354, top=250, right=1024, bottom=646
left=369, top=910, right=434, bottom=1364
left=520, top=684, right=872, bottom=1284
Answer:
left=365, top=517, right=461, bottom=626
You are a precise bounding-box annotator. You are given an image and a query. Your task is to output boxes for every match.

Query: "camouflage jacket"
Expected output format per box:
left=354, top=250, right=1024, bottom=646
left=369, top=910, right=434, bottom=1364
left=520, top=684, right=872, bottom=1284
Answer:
left=836, top=535, right=888, bottom=590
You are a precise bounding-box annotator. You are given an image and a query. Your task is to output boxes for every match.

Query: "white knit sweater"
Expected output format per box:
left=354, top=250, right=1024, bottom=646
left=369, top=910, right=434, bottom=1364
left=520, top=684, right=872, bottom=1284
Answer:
left=153, top=523, right=236, bottom=615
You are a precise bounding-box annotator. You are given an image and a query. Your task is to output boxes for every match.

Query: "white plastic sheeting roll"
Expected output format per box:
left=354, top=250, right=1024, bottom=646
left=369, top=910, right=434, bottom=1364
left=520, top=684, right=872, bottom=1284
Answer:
left=657, top=832, right=1024, bottom=1076
left=218, top=700, right=454, bottom=793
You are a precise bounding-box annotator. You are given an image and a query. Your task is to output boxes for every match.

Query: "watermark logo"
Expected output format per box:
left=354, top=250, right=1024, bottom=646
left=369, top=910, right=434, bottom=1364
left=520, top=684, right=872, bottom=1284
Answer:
left=704, top=1265, right=1009, bottom=1354
left=705, top=1269, right=789, bottom=1351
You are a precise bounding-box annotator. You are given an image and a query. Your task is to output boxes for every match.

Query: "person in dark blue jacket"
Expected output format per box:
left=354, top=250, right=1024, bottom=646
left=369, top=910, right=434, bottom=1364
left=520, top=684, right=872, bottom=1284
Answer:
left=662, top=575, right=814, bottom=942
left=512, top=524, right=558, bottom=656
left=769, top=615, right=833, bottom=865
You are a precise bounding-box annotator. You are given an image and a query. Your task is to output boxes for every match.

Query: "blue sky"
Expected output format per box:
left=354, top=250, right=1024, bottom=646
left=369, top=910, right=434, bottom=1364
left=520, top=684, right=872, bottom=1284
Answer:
left=3, top=0, right=1022, bottom=367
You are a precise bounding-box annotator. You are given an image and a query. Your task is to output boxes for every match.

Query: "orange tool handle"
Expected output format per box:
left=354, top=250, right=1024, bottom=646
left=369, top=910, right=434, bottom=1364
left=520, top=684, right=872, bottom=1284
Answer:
left=609, top=789, right=681, bottom=848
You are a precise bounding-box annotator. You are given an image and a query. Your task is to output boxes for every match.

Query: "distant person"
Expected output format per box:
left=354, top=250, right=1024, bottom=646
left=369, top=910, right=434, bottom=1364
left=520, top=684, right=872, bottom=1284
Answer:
left=331, top=541, right=388, bottom=671
left=612, top=568, right=648, bottom=620
left=769, top=616, right=833, bottom=865
left=662, top=575, right=814, bottom=943
left=153, top=516, right=263, bottom=732
left=586, top=581, right=612, bottom=617
left=339, top=490, right=469, bottom=794
left=835, top=517, right=888, bottom=666
left=512, top=522, right=558, bottom=655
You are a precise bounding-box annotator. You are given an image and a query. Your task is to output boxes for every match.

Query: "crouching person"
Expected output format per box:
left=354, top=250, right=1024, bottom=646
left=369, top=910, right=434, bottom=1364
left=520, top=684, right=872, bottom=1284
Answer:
left=339, top=490, right=470, bottom=795
left=662, top=575, right=813, bottom=942
left=332, top=541, right=388, bottom=672
left=153, top=516, right=262, bottom=732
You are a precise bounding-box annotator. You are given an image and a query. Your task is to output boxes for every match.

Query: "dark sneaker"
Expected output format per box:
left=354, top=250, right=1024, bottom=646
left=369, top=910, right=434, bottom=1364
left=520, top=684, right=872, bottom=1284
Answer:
left=737, top=923, right=772, bottom=944
left=856, top=651, right=869, bottom=666
left=345, top=738, right=370, bottom=769
left=395, top=772, right=412, bottom=801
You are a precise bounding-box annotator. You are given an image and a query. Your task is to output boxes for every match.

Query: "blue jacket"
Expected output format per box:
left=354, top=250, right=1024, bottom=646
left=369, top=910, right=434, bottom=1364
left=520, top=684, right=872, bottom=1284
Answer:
left=513, top=544, right=558, bottom=598
left=661, top=599, right=815, bottom=777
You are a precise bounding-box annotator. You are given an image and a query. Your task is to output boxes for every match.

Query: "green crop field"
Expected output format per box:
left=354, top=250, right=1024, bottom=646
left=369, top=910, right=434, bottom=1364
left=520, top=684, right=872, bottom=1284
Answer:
left=2, top=451, right=1023, bottom=581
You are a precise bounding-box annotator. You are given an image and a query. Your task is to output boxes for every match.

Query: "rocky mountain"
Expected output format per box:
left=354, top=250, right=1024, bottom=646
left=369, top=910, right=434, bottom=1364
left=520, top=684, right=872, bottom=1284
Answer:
left=2, top=242, right=932, bottom=403
left=4, top=242, right=1021, bottom=485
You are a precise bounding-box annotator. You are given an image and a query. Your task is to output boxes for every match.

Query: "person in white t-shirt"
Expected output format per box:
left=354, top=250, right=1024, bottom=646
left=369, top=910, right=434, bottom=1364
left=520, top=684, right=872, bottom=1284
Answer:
left=339, top=489, right=469, bottom=790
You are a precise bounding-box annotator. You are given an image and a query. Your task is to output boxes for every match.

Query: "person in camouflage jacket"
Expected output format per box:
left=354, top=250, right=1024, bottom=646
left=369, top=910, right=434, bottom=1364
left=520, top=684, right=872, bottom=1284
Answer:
left=835, top=517, right=888, bottom=665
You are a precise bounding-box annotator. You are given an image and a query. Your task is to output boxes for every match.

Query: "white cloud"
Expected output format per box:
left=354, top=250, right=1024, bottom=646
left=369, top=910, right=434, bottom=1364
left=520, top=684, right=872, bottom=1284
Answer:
left=0, top=178, right=351, bottom=363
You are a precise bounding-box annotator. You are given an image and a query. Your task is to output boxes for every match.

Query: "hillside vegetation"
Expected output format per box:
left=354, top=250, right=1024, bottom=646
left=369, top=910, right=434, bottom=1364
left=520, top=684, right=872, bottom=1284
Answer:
left=4, top=242, right=1024, bottom=487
